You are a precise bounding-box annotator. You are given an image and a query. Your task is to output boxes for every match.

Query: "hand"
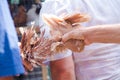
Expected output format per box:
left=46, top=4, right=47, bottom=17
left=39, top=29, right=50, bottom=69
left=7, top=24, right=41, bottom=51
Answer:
left=62, top=27, right=90, bottom=45
left=62, top=27, right=84, bottom=42
left=43, top=13, right=89, bottom=52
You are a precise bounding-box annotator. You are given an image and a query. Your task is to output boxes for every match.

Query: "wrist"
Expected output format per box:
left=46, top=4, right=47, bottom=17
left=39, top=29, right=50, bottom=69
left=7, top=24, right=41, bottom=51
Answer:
left=83, top=25, right=102, bottom=44
left=80, top=27, right=92, bottom=45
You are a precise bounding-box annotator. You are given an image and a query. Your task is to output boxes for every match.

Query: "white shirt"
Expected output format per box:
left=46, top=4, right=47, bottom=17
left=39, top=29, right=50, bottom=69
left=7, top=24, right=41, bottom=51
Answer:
left=39, top=0, right=72, bottom=61
left=69, top=0, right=120, bottom=80
left=40, top=0, right=120, bottom=80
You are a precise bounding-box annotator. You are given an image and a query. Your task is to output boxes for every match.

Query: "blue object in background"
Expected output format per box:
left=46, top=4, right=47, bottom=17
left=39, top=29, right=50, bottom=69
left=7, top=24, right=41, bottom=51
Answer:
left=0, top=0, right=25, bottom=77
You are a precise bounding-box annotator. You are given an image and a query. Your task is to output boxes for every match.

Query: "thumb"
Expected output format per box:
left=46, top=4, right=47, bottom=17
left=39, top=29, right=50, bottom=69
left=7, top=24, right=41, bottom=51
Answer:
left=62, top=32, right=73, bottom=42
left=62, top=30, right=85, bottom=42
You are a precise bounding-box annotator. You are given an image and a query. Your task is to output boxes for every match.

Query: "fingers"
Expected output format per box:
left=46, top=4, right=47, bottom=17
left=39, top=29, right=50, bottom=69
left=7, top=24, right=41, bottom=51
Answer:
left=62, top=29, right=85, bottom=42
left=51, top=35, right=62, bottom=42
left=50, top=30, right=62, bottom=41
left=62, top=31, right=73, bottom=42
left=84, top=38, right=91, bottom=45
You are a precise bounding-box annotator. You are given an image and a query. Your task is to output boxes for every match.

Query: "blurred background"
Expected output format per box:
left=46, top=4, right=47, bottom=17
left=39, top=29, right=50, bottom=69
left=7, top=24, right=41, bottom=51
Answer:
left=7, top=0, right=51, bottom=80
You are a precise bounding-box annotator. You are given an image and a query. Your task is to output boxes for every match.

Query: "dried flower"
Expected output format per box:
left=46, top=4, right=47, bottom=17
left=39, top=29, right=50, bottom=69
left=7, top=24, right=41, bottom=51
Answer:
left=20, top=13, right=90, bottom=68
left=43, top=13, right=90, bottom=52
left=20, top=27, right=53, bottom=67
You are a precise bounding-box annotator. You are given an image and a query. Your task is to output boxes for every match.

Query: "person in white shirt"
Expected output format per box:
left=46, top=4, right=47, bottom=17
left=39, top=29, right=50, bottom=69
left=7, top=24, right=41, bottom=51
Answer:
left=39, top=0, right=75, bottom=80
left=39, top=0, right=120, bottom=80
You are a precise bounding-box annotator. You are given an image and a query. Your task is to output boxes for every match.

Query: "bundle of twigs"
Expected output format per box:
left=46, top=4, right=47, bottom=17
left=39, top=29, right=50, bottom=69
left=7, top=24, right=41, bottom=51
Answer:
left=20, top=13, right=89, bottom=69
left=20, top=27, right=53, bottom=70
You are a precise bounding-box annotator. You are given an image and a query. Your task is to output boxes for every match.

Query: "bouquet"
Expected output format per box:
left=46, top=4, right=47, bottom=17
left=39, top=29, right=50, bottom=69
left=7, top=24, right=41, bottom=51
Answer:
left=20, top=13, right=90, bottom=70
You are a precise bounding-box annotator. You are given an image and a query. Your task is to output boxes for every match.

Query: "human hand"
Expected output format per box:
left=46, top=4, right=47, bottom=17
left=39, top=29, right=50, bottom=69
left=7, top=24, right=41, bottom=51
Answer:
left=43, top=13, right=89, bottom=52
left=62, top=27, right=85, bottom=42
left=62, top=27, right=90, bottom=45
left=42, top=13, right=89, bottom=41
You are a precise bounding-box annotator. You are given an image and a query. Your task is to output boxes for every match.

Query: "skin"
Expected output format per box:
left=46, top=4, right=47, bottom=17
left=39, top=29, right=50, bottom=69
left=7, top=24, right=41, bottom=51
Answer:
left=62, top=24, right=120, bottom=44
left=50, top=55, right=76, bottom=80
left=49, top=24, right=120, bottom=80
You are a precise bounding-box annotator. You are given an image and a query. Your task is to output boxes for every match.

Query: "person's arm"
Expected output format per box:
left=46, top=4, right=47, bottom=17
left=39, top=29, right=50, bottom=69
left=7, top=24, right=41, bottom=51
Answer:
left=62, top=24, right=120, bottom=44
left=50, top=55, right=76, bottom=80
left=84, top=24, right=120, bottom=44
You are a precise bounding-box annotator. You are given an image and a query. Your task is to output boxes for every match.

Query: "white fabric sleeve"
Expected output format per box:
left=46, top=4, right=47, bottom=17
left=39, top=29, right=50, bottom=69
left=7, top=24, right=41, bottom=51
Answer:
left=39, top=0, right=73, bottom=62
left=44, top=49, right=72, bottom=63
